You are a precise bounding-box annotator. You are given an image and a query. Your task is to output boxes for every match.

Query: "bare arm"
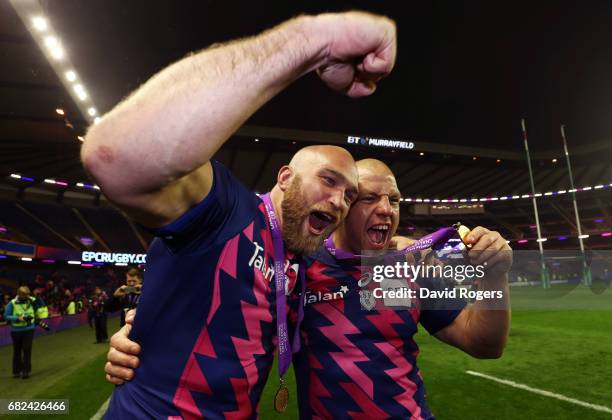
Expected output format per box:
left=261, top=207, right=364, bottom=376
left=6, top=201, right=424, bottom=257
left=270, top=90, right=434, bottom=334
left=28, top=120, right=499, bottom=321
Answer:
left=82, top=12, right=396, bottom=227
left=434, top=227, right=512, bottom=358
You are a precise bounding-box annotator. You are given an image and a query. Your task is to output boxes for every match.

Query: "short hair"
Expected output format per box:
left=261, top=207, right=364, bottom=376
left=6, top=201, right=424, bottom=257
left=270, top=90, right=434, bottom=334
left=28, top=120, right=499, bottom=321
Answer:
left=17, top=286, right=31, bottom=296
left=127, top=267, right=142, bottom=278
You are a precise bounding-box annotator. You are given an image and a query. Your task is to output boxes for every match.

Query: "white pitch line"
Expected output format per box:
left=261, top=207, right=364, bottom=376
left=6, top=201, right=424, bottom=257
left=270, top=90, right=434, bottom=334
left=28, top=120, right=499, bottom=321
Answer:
left=466, top=370, right=612, bottom=415
left=90, top=397, right=110, bottom=420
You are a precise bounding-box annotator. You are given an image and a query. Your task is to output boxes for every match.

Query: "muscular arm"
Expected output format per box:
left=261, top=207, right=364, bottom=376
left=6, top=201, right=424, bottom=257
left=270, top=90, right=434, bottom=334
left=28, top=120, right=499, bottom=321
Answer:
left=435, top=274, right=510, bottom=358
left=434, top=227, right=512, bottom=358
left=81, top=12, right=396, bottom=227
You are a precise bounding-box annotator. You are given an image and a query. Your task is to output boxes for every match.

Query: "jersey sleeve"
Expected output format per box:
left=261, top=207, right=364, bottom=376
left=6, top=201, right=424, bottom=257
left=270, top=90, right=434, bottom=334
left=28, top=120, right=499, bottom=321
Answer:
left=150, top=160, right=259, bottom=252
left=418, top=277, right=467, bottom=335
left=4, top=302, right=16, bottom=321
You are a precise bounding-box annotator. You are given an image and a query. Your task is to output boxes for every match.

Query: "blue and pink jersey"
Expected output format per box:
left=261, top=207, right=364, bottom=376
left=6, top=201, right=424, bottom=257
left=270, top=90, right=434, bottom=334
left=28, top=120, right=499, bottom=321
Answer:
left=105, top=161, right=297, bottom=419
left=292, top=247, right=466, bottom=419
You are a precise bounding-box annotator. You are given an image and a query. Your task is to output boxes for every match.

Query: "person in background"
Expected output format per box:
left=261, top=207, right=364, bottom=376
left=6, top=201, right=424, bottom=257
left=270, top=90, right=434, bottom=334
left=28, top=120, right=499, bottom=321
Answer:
left=75, top=291, right=86, bottom=313
left=43, top=279, right=60, bottom=316
left=3, top=286, right=44, bottom=379
left=0, top=294, right=10, bottom=324
left=112, top=267, right=143, bottom=327
left=90, top=287, right=109, bottom=343
left=64, top=290, right=76, bottom=315
left=33, top=289, right=49, bottom=320
left=31, top=274, right=46, bottom=296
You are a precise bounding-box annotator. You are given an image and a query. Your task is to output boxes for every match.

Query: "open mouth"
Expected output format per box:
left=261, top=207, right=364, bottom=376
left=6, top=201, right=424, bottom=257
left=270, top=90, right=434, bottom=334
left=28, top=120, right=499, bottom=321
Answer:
left=308, top=211, right=336, bottom=235
left=367, top=224, right=390, bottom=246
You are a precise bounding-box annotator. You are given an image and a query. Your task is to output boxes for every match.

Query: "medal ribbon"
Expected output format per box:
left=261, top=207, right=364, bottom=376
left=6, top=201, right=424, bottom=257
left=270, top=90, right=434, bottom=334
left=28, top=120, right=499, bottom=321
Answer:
left=261, top=193, right=305, bottom=380
left=324, top=226, right=459, bottom=261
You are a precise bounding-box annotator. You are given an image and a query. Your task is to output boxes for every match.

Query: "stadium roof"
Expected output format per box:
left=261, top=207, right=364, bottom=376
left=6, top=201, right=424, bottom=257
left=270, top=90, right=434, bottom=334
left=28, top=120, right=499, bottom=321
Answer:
left=1, top=1, right=611, bottom=248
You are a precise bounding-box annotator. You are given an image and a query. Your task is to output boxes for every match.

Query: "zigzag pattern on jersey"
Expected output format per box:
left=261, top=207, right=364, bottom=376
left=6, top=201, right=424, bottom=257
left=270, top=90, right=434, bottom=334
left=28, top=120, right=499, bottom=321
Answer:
left=303, top=252, right=427, bottom=418
left=172, top=216, right=275, bottom=419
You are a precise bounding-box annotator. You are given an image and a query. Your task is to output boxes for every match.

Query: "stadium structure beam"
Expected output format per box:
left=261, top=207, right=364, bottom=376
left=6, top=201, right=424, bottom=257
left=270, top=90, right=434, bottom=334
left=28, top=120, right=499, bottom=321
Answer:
left=72, top=208, right=111, bottom=252
left=408, top=165, right=468, bottom=197
left=397, top=165, right=444, bottom=195
left=451, top=167, right=508, bottom=198
left=474, top=169, right=524, bottom=197
left=433, top=168, right=482, bottom=198
left=549, top=202, right=578, bottom=232
left=450, top=167, right=507, bottom=197
left=236, top=125, right=612, bottom=160
left=539, top=168, right=573, bottom=193
left=595, top=199, right=612, bottom=231
left=485, top=213, right=523, bottom=238
left=1, top=224, right=34, bottom=244
left=120, top=211, right=149, bottom=252
left=592, top=164, right=610, bottom=186
left=394, top=162, right=426, bottom=186
left=236, top=125, right=524, bottom=159
left=423, top=167, right=482, bottom=197
left=530, top=168, right=557, bottom=192
left=15, top=202, right=81, bottom=250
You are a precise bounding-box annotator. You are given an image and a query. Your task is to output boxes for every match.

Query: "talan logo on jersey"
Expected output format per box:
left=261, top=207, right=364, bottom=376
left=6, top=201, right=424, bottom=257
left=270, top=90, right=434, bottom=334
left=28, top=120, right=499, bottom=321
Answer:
left=248, top=241, right=297, bottom=294
left=305, top=285, right=349, bottom=305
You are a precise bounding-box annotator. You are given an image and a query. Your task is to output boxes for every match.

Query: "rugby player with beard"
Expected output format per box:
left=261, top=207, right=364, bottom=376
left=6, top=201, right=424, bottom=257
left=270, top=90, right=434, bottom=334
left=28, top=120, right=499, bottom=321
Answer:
left=82, top=11, right=396, bottom=419
left=104, top=159, right=512, bottom=419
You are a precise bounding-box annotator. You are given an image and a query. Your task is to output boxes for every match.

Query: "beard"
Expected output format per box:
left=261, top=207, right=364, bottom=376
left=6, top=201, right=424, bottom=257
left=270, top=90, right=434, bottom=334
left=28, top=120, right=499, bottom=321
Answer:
left=281, top=175, right=339, bottom=256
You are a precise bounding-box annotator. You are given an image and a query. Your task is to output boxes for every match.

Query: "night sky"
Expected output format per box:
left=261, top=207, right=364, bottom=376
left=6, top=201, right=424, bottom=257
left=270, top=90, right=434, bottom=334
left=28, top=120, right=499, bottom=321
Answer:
left=43, top=0, right=612, bottom=153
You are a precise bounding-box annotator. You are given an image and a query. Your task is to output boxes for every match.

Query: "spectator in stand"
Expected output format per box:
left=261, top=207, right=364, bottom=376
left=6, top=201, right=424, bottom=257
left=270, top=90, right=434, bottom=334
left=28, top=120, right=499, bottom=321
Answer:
left=43, top=280, right=60, bottom=316
left=30, top=274, right=46, bottom=296
left=90, top=287, right=109, bottom=343
left=3, top=286, right=44, bottom=379
left=64, top=290, right=76, bottom=315
left=33, top=290, right=49, bottom=320
left=0, top=294, right=10, bottom=324
left=112, top=268, right=143, bottom=327
left=79, top=293, right=88, bottom=314
left=104, top=268, right=120, bottom=291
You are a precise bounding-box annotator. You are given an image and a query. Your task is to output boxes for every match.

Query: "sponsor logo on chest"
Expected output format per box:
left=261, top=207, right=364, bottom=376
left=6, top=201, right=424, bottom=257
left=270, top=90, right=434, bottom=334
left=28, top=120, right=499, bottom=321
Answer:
left=248, top=241, right=297, bottom=294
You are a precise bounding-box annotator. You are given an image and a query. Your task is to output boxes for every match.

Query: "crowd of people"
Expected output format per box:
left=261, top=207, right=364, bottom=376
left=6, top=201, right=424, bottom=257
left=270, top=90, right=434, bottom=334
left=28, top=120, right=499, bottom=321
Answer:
left=0, top=267, right=141, bottom=323
left=1, top=276, right=88, bottom=323
left=1, top=267, right=143, bottom=378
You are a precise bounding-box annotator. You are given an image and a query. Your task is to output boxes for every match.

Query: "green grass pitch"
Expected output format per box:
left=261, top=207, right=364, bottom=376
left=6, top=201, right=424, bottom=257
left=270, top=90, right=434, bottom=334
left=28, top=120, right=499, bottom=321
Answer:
left=0, top=285, right=610, bottom=419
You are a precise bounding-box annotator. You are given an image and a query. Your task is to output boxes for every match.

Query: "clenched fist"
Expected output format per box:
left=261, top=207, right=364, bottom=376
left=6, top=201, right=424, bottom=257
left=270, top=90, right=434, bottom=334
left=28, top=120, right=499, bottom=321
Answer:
left=315, top=12, right=397, bottom=97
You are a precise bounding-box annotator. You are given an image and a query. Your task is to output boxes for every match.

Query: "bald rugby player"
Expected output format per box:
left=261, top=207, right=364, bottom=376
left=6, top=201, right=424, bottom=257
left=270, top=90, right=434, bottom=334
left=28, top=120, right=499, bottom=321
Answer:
left=294, top=159, right=511, bottom=418
left=82, top=11, right=396, bottom=419
left=106, top=160, right=512, bottom=419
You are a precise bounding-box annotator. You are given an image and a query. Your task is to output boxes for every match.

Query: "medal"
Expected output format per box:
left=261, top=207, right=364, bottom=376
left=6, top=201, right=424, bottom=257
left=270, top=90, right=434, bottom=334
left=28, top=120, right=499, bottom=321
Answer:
left=274, top=377, right=290, bottom=413
left=453, top=222, right=473, bottom=249
left=261, top=193, right=306, bottom=414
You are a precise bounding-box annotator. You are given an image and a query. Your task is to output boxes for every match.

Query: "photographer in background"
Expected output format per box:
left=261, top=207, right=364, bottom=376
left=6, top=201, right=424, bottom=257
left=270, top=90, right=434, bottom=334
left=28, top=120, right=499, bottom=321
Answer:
left=90, top=287, right=109, bottom=343
left=3, top=286, right=43, bottom=379
left=112, top=268, right=143, bottom=327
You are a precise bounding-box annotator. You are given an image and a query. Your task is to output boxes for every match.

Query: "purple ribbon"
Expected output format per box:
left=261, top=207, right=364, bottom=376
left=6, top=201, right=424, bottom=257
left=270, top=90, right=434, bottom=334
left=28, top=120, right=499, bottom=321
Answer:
left=261, top=193, right=305, bottom=378
left=324, top=226, right=458, bottom=261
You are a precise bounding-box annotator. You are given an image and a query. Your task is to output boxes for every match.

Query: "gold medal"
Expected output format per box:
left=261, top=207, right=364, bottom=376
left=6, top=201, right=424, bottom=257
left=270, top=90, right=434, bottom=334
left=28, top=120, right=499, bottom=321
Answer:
left=454, top=222, right=472, bottom=249
left=274, top=378, right=289, bottom=413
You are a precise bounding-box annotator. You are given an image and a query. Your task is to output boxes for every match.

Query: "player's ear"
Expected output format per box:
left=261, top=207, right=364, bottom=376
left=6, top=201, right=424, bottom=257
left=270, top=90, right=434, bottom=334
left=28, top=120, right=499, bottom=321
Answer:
left=277, top=166, right=293, bottom=192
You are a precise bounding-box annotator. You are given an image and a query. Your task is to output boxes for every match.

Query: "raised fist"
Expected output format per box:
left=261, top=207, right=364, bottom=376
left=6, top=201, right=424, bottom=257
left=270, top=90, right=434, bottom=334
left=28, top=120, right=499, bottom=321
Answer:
left=315, top=12, right=397, bottom=97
